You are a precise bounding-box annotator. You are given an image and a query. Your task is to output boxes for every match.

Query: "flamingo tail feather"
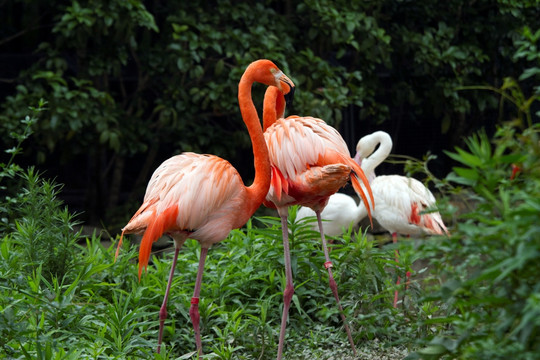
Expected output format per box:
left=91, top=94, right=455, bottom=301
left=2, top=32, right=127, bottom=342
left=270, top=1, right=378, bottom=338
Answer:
left=138, top=206, right=179, bottom=280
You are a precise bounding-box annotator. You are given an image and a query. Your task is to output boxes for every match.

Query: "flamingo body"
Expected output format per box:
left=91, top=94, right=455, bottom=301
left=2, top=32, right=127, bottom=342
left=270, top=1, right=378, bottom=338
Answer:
left=369, top=175, right=447, bottom=236
left=123, top=153, right=258, bottom=276
left=354, top=131, right=449, bottom=307
left=297, top=175, right=448, bottom=237
left=353, top=131, right=449, bottom=238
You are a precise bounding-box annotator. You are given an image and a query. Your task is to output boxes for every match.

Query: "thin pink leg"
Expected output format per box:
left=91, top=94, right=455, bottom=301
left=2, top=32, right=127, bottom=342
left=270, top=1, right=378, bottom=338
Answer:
left=190, top=247, right=209, bottom=360
left=316, top=211, right=357, bottom=356
left=276, top=215, right=294, bottom=360
left=392, top=232, right=400, bottom=308
left=157, top=246, right=181, bottom=354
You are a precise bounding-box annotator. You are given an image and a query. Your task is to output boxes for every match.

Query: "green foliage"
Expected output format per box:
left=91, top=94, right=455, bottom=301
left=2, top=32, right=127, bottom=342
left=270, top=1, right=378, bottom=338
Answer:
left=0, top=207, right=409, bottom=359
left=514, top=26, right=540, bottom=96
left=1, top=100, right=46, bottom=232
left=404, top=82, right=540, bottom=359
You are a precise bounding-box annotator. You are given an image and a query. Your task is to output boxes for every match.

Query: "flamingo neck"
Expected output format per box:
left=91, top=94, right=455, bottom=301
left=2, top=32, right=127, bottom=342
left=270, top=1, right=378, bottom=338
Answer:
left=238, top=71, right=271, bottom=213
left=263, top=86, right=285, bottom=131
left=361, top=132, right=393, bottom=178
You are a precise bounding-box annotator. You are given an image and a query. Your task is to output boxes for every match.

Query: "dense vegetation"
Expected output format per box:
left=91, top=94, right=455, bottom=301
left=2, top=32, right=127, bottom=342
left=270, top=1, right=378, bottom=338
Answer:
left=1, top=0, right=539, bottom=359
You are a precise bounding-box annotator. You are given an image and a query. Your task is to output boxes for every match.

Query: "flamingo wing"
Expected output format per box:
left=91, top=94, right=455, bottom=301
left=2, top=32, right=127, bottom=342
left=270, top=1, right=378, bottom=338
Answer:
left=372, top=175, right=448, bottom=236
left=266, top=116, right=351, bottom=180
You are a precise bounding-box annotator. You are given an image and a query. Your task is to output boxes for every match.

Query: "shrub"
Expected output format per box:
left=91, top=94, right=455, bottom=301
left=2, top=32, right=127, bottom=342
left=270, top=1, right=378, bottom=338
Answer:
left=405, top=87, right=540, bottom=359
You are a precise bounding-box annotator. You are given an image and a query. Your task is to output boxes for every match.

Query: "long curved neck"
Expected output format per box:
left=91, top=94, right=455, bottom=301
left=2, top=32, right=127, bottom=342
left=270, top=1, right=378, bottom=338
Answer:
left=263, top=86, right=285, bottom=131
left=361, top=132, right=393, bottom=178
left=238, top=72, right=271, bottom=214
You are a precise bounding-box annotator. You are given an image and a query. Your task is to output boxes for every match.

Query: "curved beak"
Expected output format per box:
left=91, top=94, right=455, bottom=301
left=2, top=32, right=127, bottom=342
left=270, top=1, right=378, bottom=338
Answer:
left=276, top=72, right=295, bottom=108
left=277, top=72, right=295, bottom=92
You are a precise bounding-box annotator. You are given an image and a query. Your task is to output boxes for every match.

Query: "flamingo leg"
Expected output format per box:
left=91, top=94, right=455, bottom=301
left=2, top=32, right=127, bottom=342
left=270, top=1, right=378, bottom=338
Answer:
left=277, top=214, right=294, bottom=360
left=190, top=247, right=209, bottom=359
left=157, top=246, right=181, bottom=354
left=316, top=211, right=357, bottom=356
left=392, top=232, right=401, bottom=308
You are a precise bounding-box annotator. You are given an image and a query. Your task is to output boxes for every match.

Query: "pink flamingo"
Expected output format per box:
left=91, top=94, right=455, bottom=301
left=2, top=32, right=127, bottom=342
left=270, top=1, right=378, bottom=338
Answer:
left=262, top=86, right=375, bottom=359
left=116, top=60, right=294, bottom=357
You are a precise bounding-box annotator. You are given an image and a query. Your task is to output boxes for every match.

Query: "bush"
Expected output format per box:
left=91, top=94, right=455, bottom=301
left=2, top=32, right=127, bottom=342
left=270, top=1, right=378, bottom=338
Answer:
left=404, top=90, right=540, bottom=358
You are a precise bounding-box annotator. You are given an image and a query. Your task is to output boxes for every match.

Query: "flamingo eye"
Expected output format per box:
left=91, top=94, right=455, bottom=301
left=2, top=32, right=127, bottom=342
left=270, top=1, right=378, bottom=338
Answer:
left=269, top=68, right=277, bottom=74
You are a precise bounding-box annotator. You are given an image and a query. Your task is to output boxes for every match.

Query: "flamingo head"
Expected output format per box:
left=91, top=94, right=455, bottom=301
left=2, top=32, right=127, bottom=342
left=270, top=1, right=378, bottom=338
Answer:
left=248, top=59, right=295, bottom=92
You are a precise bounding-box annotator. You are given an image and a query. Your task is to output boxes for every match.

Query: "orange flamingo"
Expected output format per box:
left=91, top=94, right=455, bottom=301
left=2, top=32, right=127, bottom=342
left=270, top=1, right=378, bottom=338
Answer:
left=262, top=86, right=374, bottom=359
left=354, top=131, right=449, bottom=307
left=115, top=60, right=294, bottom=357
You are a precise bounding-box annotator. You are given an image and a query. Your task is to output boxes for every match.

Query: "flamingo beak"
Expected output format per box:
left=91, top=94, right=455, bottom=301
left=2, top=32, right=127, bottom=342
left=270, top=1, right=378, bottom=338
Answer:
left=276, top=72, right=295, bottom=93
left=276, top=72, right=295, bottom=107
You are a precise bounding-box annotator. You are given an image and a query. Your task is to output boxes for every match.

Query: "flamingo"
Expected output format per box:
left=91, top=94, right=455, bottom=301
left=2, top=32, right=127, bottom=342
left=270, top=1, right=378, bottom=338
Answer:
left=357, top=131, right=449, bottom=306
left=115, top=60, right=294, bottom=357
left=261, top=86, right=375, bottom=359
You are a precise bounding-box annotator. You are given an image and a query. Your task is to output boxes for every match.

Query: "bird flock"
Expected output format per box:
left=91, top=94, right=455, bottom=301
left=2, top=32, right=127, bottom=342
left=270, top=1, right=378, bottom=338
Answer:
left=115, top=59, right=449, bottom=359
